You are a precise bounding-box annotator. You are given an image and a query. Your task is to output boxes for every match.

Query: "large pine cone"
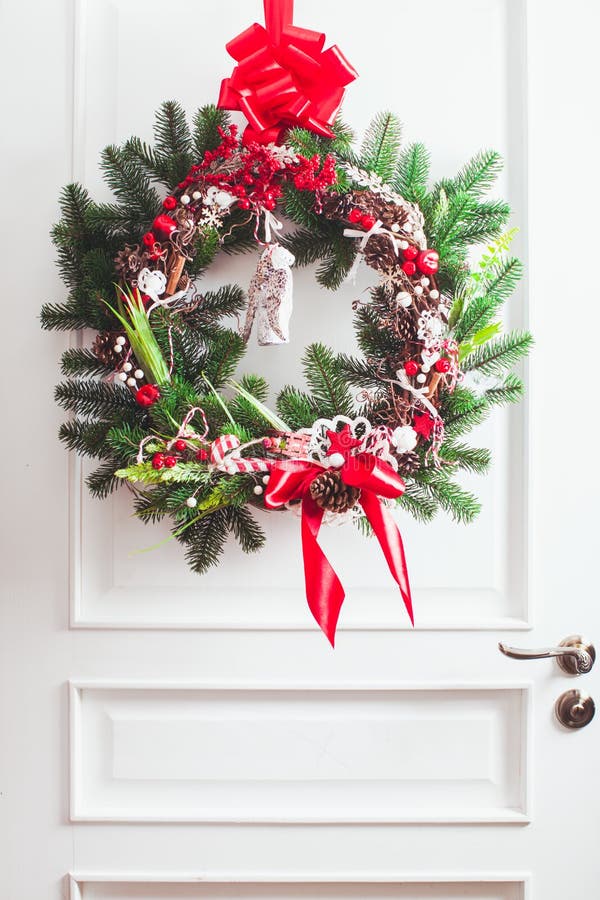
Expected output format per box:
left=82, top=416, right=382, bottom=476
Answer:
left=309, top=470, right=361, bottom=514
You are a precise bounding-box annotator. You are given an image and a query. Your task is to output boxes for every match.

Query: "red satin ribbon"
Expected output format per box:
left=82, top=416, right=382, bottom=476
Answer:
left=218, top=0, right=358, bottom=144
left=264, top=455, right=413, bottom=645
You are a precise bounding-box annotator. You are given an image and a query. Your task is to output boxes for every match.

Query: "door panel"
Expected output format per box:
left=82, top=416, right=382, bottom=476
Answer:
left=72, top=0, right=529, bottom=632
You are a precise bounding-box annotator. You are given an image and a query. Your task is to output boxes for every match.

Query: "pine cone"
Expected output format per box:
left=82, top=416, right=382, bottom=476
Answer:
left=309, top=469, right=361, bottom=514
left=92, top=331, right=128, bottom=368
left=397, top=450, right=421, bottom=477
left=395, top=309, right=419, bottom=343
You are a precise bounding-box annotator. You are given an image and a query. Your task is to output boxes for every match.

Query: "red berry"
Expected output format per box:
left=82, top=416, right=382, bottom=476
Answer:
left=174, top=439, right=187, bottom=452
left=238, top=198, right=251, bottom=210
left=135, top=384, right=160, bottom=407
left=152, top=453, right=165, bottom=470
left=402, top=260, right=417, bottom=276
left=263, top=199, right=276, bottom=211
left=164, top=455, right=177, bottom=468
left=142, top=232, right=155, bottom=248
left=403, top=245, right=418, bottom=261
left=348, top=208, right=363, bottom=223
left=361, top=214, right=377, bottom=230
left=417, top=249, right=439, bottom=275
left=152, top=214, right=177, bottom=240
left=435, top=358, right=451, bottom=373
left=162, top=196, right=177, bottom=211
left=195, top=448, right=209, bottom=462
left=404, top=360, right=420, bottom=377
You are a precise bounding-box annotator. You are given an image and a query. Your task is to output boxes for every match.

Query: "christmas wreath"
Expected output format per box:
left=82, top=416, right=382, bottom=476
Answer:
left=43, top=1, right=532, bottom=644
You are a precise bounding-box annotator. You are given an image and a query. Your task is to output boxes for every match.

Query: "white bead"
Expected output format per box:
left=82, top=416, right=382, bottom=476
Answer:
left=134, top=369, right=144, bottom=380
left=391, top=425, right=418, bottom=452
left=421, top=364, right=431, bottom=374
left=396, top=291, right=411, bottom=308
left=117, top=372, right=128, bottom=382
left=421, top=277, right=430, bottom=286
left=328, top=452, right=345, bottom=468
left=126, top=377, right=137, bottom=387
left=417, top=373, right=427, bottom=384
left=399, top=240, right=409, bottom=250
left=186, top=497, right=198, bottom=508
left=262, top=475, right=270, bottom=485
left=113, top=344, right=123, bottom=353
left=414, top=285, right=423, bottom=295
left=122, top=362, right=132, bottom=373
left=192, top=191, right=201, bottom=200
left=253, top=485, right=264, bottom=496
left=180, top=194, right=191, bottom=205
left=116, top=336, right=126, bottom=346
left=390, top=223, right=400, bottom=233
left=429, top=289, right=439, bottom=300
left=403, top=222, right=413, bottom=233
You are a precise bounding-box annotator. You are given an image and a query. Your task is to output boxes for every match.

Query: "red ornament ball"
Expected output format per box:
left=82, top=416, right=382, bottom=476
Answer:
left=164, top=455, right=177, bottom=468
left=403, top=245, right=419, bottom=261
left=348, top=208, right=363, bottom=224
left=435, top=358, right=451, bottom=373
left=402, top=260, right=417, bottom=276
left=404, top=360, right=420, bottom=377
left=417, top=249, right=439, bottom=275
left=174, top=439, right=187, bottom=452
left=162, top=196, right=177, bottom=211
left=142, top=231, right=155, bottom=248
left=237, top=198, right=251, bottom=210
left=152, top=453, right=165, bottom=470
left=151, top=214, right=177, bottom=240
left=135, top=384, right=161, bottom=407
left=361, top=214, right=377, bottom=230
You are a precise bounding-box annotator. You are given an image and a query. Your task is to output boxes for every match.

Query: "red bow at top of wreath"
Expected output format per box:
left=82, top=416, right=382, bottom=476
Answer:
left=218, top=0, right=358, bottom=145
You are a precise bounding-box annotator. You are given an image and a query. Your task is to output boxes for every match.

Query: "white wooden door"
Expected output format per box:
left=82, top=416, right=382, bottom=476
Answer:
left=1, top=0, right=599, bottom=897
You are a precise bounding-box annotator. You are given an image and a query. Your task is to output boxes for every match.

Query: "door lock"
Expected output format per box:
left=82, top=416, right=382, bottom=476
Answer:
left=555, top=690, right=596, bottom=728
left=498, top=634, right=595, bottom=675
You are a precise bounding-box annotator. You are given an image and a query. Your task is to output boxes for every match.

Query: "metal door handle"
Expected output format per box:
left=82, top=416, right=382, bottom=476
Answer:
left=498, top=634, right=595, bottom=674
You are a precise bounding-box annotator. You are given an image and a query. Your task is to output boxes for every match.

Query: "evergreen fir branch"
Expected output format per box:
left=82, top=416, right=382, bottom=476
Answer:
left=122, top=136, right=171, bottom=185
left=449, top=199, right=511, bottom=246
left=439, top=442, right=491, bottom=474
left=283, top=228, right=336, bottom=266
left=105, top=422, right=149, bottom=460
left=60, top=347, right=113, bottom=378
left=228, top=375, right=273, bottom=433
left=282, top=182, right=320, bottom=230
left=115, top=460, right=208, bottom=484
left=58, top=419, right=112, bottom=458
left=393, top=143, right=430, bottom=203
left=203, top=328, right=246, bottom=389
left=441, top=387, right=490, bottom=438
left=84, top=202, right=140, bottom=239
left=337, top=354, right=382, bottom=389
left=316, top=237, right=357, bottom=289
left=439, top=149, right=503, bottom=199
left=276, top=386, right=321, bottom=430
left=359, top=111, right=403, bottom=183
left=192, top=104, right=231, bottom=158
left=179, top=507, right=230, bottom=574
left=303, top=343, right=353, bottom=417
left=153, top=100, right=192, bottom=162
left=40, top=297, right=94, bottom=332
left=185, top=284, right=246, bottom=325
left=354, top=303, right=396, bottom=362
left=453, top=256, right=523, bottom=343
left=148, top=377, right=203, bottom=435
left=57, top=182, right=93, bottom=230
left=461, top=331, right=533, bottom=376
left=423, top=475, right=481, bottom=523
left=483, top=372, right=525, bottom=407
left=187, top=229, right=221, bottom=275
left=86, top=459, right=121, bottom=499
left=100, top=144, right=161, bottom=221
left=54, top=379, right=140, bottom=420
left=396, top=482, right=438, bottom=523
left=225, top=506, right=266, bottom=554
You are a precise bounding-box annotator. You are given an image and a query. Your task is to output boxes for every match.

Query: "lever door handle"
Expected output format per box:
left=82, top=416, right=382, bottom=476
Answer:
left=498, top=634, right=595, bottom=675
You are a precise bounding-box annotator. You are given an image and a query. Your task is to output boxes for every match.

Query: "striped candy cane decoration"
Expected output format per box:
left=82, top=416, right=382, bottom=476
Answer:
left=210, top=434, right=272, bottom=476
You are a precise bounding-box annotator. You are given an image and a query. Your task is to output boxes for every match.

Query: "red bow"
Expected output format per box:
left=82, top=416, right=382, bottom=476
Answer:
left=265, top=454, right=413, bottom=645
left=218, top=0, right=358, bottom=144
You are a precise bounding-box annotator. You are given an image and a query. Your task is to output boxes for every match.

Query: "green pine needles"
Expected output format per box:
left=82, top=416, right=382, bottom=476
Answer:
left=43, top=101, right=531, bottom=576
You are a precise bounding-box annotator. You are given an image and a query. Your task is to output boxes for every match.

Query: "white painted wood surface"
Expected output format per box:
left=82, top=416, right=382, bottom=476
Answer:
left=1, top=0, right=599, bottom=897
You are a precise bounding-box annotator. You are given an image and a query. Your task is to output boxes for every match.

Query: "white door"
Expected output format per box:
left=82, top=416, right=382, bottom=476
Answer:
left=1, top=0, right=599, bottom=898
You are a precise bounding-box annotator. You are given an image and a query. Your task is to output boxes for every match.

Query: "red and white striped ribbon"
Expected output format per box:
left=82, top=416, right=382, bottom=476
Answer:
left=210, top=434, right=272, bottom=475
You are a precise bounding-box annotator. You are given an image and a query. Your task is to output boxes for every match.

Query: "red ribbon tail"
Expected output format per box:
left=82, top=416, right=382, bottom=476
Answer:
left=360, top=492, right=414, bottom=626
left=301, top=496, right=345, bottom=647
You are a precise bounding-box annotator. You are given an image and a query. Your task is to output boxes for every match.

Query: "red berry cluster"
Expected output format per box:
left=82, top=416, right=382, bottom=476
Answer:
left=150, top=440, right=212, bottom=470
left=404, top=358, right=450, bottom=378
left=152, top=452, right=177, bottom=470
left=401, top=246, right=439, bottom=277
left=348, top=207, right=377, bottom=231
